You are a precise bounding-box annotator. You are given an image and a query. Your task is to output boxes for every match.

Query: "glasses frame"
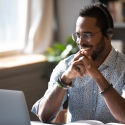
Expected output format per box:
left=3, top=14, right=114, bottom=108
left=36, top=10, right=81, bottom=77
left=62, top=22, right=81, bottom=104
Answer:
left=72, top=31, right=101, bottom=42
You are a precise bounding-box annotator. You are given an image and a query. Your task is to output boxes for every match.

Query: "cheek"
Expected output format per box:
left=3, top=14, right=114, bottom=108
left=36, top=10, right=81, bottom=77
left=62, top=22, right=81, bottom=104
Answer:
left=95, top=37, right=105, bottom=51
left=90, top=35, right=104, bottom=47
left=89, top=40, right=98, bottom=49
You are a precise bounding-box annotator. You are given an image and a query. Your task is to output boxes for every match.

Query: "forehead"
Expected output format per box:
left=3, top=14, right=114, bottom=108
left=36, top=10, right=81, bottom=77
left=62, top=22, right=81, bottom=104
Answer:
left=76, top=16, right=100, bottom=32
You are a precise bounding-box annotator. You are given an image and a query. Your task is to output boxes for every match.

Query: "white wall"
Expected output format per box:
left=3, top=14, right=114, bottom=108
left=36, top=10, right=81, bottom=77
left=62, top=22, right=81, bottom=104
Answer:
left=55, top=0, right=92, bottom=43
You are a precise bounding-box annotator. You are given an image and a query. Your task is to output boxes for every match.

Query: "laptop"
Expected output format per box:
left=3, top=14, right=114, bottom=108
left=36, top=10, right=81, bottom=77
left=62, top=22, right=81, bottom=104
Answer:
left=0, top=89, right=64, bottom=125
left=0, top=89, right=31, bottom=125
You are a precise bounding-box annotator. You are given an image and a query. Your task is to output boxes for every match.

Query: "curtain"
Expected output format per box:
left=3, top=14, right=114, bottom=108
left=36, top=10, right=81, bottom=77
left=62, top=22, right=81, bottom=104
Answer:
left=24, top=0, right=54, bottom=54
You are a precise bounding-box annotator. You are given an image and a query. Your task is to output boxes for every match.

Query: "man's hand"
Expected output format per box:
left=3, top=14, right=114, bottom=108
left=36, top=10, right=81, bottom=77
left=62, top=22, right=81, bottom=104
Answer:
left=61, top=51, right=86, bottom=84
left=73, top=51, right=100, bottom=79
left=61, top=51, right=100, bottom=84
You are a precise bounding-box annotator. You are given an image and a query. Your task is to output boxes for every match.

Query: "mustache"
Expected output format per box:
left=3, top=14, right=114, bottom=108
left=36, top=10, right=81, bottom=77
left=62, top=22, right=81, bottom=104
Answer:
left=78, top=44, right=92, bottom=49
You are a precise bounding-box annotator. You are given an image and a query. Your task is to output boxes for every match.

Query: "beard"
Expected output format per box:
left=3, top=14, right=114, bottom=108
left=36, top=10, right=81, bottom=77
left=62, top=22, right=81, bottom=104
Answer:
left=91, top=37, right=106, bottom=60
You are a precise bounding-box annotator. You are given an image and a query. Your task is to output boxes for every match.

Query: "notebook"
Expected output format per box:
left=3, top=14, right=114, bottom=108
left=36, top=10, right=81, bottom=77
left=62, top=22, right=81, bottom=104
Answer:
left=0, top=89, right=31, bottom=125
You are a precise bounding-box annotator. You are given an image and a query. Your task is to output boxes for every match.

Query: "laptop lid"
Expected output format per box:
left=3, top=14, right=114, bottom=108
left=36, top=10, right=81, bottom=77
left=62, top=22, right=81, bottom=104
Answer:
left=0, top=89, right=31, bottom=125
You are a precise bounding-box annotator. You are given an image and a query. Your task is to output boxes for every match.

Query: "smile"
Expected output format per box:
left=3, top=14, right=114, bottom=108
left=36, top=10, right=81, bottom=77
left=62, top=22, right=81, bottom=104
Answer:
left=80, top=46, right=92, bottom=51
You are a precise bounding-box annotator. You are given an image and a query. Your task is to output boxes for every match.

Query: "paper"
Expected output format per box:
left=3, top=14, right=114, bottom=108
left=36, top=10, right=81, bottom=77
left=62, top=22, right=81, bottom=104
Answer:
left=65, top=120, right=125, bottom=125
left=66, top=120, right=104, bottom=125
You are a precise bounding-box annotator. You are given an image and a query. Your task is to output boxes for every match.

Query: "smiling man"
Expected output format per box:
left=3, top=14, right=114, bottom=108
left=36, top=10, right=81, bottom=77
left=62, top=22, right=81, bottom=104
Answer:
left=32, top=2, right=125, bottom=124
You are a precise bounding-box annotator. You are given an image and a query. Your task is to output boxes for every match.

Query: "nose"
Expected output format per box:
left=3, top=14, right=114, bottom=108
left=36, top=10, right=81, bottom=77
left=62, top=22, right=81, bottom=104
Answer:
left=77, top=37, right=90, bottom=50
left=77, top=37, right=87, bottom=46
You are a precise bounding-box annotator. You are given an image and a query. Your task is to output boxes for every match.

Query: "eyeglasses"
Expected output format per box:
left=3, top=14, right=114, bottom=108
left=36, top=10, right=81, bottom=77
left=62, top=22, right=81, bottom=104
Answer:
left=72, top=31, right=101, bottom=42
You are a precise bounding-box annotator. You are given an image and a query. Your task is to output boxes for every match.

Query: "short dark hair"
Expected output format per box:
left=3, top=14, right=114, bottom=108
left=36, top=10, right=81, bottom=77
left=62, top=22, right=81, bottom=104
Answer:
left=79, top=2, right=114, bottom=37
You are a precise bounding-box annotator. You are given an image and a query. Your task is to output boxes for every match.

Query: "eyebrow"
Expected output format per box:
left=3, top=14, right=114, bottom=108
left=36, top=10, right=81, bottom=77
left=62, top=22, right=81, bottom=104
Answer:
left=76, top=31, right=93, bottom=34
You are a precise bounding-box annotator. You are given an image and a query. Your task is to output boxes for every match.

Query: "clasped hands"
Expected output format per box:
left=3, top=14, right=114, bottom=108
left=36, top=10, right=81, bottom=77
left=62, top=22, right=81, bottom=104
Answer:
left=61, top=51, right=99, bottom=84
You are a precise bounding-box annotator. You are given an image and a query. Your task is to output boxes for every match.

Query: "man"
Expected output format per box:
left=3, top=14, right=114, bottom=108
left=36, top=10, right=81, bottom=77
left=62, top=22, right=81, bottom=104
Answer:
left=32, top=2, right=125, bottom=124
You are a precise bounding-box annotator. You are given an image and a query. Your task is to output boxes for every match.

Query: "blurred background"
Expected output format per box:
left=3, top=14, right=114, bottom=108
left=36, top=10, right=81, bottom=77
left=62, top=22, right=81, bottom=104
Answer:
left=0, top=0, right=125, bottom=121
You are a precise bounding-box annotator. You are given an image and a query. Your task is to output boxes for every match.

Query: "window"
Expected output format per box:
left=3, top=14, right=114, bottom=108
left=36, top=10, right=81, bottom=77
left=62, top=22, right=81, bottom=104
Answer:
left=0, top=0, right=28, bottom=53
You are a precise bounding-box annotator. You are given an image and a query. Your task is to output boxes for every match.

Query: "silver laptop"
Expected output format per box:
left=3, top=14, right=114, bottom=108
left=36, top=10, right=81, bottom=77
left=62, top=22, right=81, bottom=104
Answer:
left=0, top=89, right=31, bottom=125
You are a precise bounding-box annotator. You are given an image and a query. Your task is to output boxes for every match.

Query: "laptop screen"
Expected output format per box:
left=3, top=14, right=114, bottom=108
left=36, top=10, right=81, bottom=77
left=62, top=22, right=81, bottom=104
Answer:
left=0, top=89, right=31, bottom=125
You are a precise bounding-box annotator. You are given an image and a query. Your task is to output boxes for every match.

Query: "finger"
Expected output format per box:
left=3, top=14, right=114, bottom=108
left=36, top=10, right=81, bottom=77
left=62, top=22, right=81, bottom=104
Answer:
left=80, top=50, right=91, bottom=57
left=74, top=55, right=91, bottom=69
left=72, top=60, right=83, bottom=66
left=75, top=67, right=80, bottom=72
left=73, top=56, right=86, bottom=64
left=74, top=64, right=86, bottom=77
left=74, top=66, right=83, bottom=77
left=80, top=51, right=90, bottom=59
left=73, top=51, right=81, bottom=61
left=86, top=56, right=92, bottom=68
left=79, top=55, right=92, bottom=69
left=73, top=51, right=87, bottom=62
left=73, top=52, right=89, bottom=61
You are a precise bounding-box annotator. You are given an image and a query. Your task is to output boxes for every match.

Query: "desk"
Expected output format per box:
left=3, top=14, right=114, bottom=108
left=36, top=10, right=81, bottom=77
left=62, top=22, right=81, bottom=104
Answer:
left=31, top=121, right=125, bottom=125
left=31, top=121, right=64, bottom=125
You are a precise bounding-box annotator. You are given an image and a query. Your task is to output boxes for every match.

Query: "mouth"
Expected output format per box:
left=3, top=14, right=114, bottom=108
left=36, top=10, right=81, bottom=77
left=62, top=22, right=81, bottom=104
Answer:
left=79, top=44, right=93, bottom=56
left=80, top=45, right=92, bottom=51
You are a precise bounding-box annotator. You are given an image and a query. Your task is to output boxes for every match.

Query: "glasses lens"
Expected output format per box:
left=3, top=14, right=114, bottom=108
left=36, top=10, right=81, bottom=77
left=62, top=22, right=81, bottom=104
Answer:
left=82, top=34, right=90, bottom=41
left=72, top=33, right=91, bottom=42
left=72, top=34, right=77, bottom=42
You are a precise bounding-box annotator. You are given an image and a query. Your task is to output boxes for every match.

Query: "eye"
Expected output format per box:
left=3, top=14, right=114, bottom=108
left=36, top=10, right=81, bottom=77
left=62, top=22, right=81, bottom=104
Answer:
left=82, top=33, right=91, bottom=38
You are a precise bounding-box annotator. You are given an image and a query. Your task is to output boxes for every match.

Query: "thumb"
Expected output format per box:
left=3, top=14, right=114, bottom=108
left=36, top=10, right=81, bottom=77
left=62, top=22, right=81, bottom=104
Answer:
left=88, top=56, right=91, bottom=60
left=84, top=56, right=92, bottom=69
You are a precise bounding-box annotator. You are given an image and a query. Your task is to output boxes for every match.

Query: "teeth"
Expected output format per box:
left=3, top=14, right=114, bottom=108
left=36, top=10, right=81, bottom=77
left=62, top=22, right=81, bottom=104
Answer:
left=80, top=47, right=91, bottom=53
left=81, top=47, right=91, bottom=50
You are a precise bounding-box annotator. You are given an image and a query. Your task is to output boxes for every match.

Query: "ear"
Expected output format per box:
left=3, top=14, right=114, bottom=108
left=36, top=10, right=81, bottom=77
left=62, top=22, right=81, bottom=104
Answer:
left=104, top=36, right=110, bottom=41
left=106, top=36, right=110, bottom=40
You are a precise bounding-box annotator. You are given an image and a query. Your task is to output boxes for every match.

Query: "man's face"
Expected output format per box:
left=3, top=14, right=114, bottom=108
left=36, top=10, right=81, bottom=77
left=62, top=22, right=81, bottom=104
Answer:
left=75, top=16, right=106, bottom=60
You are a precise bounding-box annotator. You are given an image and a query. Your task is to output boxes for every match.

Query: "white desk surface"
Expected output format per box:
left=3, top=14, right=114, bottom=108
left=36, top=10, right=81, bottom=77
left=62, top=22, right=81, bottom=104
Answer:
left=31, top=121, right=64, bottom=125
left=30, top=121, right=125, bottom=125
left=31, top=121, right=43, bottom=125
